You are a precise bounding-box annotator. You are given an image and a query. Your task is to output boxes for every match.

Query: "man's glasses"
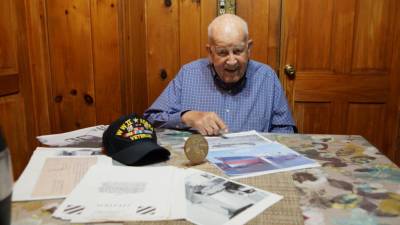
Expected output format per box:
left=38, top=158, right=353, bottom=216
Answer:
left=211, top=44, right=247, bottom=58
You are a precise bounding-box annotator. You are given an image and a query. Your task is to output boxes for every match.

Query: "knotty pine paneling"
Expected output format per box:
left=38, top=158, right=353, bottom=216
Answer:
left=46, top=0, right=97, bottom=132
left=91, top=0, right=122, bottom=123
left=179, top=0, right=202, bottom=65
left=146, top=0, right=180, bottom=104
left=45, top=0, right=123, bottom=132
left=121, top=0, right=148, bottom=115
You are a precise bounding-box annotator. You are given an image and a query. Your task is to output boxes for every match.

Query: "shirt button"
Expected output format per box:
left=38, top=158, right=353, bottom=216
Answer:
left=226, top=109, right=230, bottom=113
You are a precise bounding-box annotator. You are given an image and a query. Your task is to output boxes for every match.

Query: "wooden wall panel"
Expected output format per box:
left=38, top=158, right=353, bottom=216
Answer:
left=91, top=0, right=122, bottom=123
left=179, top=0, right=217, bottom=65
left=179, top=0, right=201, bottom=65
left=124, top=0, right=148, bottom=115
left=46, top=0, right=96, bottom=132
left=352, top=0, right=394, bottom=71
left=146, top=0, right=180, bottom=104
left=294, top=102, right=332, bottom=134
left=199, top=0, right=217, bottom=58
left=24, top=0, right=52, bottom=135
left=346, top=103, right=386, bottom=150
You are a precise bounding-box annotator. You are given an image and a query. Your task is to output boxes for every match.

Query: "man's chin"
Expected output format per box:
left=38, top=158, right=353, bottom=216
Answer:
left=221, top=76, right=241, bottom=84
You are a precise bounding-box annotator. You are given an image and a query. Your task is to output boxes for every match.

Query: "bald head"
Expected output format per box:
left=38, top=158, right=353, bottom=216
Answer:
left=207, top=14, right=249, bottom=44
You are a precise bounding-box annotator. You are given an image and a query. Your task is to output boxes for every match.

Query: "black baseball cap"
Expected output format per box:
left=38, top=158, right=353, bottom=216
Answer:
left=102, top=113, right=170, bottom=166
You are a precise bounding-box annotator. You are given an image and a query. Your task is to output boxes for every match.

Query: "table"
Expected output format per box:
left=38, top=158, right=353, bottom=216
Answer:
left=12, top=130, right=400, bottom=225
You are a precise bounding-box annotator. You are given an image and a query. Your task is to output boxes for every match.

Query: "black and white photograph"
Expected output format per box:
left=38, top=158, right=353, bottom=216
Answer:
left=185, top=169, right=282, bottom=225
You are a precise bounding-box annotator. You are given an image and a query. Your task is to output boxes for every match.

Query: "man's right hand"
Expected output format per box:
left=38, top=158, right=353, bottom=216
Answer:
left=181, top=111, right=228, bottom=136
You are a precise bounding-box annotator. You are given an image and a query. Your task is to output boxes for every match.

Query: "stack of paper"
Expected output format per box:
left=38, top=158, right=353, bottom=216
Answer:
left=53, top=165, right=186, bottom=222
left=13, top=147, right=112, bottom=201
left=52, top=166, right=282, bottom=224
left=206, top=131, right=320, bottom=179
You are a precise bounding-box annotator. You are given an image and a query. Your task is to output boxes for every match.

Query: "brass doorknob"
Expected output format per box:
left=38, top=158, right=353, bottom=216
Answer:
left=284, top=64, right=296, bottom=79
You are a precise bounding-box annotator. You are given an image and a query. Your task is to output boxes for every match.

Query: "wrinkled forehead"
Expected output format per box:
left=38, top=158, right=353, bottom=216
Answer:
left=209, top=25, right=247, bottom=47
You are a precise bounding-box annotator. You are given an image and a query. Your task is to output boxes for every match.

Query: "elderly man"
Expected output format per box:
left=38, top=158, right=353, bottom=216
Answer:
left=144, top=14, right=295, bottom=136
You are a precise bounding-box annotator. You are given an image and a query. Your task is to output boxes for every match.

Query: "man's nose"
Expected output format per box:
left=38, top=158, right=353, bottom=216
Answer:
left=226, top=53, right=237, bottom=65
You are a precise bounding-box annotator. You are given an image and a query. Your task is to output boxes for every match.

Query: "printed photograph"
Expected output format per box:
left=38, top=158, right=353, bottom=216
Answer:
left=212, top=156, right=278, bottom=176
left=264, top=153, right=317, bottom=168
left=185, top=171, right=268, bottom=225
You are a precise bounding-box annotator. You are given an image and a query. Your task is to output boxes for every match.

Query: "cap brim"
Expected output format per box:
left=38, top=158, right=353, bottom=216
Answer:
left=110, top=140, right=170, bottom=166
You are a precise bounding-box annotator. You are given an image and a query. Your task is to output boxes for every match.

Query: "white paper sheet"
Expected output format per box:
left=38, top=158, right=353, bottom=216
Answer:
left=12, top=147, right=112, bottom=201
left=36, top=125, right=108, bottom=147
left=53, top=165, right=186, bottom=223
left=205, top=131, right=320, bottom=179
left=184, top=168, right=282, bottom=225
left=205, top=130, right=273, bottom=151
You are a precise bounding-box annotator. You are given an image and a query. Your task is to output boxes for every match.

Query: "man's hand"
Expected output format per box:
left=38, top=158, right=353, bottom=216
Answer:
left=181, top=111, right=228, bottom=136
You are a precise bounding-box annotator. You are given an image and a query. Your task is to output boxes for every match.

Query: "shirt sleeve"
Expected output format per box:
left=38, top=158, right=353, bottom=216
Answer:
left=143, top=68, right=190, bottom=130
left=269, top=72, right=296, bottom=133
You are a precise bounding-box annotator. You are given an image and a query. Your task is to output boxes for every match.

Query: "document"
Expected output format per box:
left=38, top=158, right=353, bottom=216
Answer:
left=185, top=169, right=282, bottom=225
left=205, top=130, right=272, bottom=150
left=206, top=131, right=320, bottom=179
left=36, top=125, right=108, bottom=147
left=12, top=147, right=112, bottom=201
left=53, top=165, right=186, bottom=223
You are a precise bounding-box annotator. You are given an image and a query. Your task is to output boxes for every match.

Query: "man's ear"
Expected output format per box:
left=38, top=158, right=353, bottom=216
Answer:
left=206, top=44, right=213, bottom=62
left=247, top=39, right=253, bottom=53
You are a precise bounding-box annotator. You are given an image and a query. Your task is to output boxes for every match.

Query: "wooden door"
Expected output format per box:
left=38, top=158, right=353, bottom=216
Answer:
left=281, top=0, right=400, bottom=160
left=0, top=0, right=36, bottom=178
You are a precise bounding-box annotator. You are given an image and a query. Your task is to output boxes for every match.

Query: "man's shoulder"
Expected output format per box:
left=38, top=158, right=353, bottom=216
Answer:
left=248, top=60, right=276, bottom=78
left=182, top=58, right=209, bottom=70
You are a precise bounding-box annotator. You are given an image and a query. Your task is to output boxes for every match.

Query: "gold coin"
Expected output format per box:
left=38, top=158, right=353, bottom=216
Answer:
left=184, top=134, right=209, bottom=165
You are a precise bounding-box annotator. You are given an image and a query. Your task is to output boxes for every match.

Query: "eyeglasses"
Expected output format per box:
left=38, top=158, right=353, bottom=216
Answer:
left=211, top=44, right=248, bottom=58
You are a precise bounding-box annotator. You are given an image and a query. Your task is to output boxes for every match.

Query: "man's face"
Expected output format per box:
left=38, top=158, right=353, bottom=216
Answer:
left=207, top=29, right=252, bottom=83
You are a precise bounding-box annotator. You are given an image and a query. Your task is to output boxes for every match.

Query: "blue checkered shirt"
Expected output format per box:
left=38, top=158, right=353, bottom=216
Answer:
left=143, top=59, right=295, bottom=133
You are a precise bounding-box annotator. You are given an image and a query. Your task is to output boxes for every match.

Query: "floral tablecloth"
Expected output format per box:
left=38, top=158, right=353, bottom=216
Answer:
left=12, top=129, right=400, bottom=225
left=158, top=130, right=400, bottom=225
left=265, top=134, right=400, bottom=225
